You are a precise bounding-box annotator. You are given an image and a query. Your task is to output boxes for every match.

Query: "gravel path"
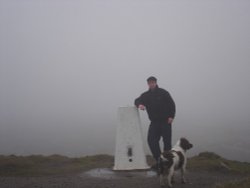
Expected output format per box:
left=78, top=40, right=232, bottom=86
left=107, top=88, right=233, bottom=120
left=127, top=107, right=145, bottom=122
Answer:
left=0, top=169, right=243, bottom=188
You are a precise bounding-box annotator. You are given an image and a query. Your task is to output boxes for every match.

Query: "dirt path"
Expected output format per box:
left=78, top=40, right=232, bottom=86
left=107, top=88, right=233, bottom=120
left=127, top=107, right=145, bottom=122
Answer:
left=0, top=169, right=243, bottom=188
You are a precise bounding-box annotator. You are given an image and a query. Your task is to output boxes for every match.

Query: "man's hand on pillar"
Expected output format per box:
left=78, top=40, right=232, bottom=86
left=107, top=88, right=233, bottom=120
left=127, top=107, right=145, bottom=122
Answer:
left=138, top=104, right=146, bottom=111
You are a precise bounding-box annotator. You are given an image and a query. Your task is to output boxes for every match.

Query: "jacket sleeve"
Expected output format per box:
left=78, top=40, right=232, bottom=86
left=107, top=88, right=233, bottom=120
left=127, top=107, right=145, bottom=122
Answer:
left=134, top=94, right=145, bottom=107
left=168, top=93, right=176, bottom=118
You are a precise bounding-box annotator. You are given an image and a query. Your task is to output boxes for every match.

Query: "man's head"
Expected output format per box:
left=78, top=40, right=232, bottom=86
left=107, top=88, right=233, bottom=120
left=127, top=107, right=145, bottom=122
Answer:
left=147, top=76, right=157, bottom=90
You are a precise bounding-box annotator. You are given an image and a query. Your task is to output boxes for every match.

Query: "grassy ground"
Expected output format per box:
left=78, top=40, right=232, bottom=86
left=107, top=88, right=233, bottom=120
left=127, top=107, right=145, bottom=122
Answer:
left=0, top=154, right=114, bottom=176
left=214, top=177, right=250, bottom=188
left=187, top=152, right=250, bottom=188
left=0, top=151, right=250, bottom=188
left=188, top=152, right=250, bottom=174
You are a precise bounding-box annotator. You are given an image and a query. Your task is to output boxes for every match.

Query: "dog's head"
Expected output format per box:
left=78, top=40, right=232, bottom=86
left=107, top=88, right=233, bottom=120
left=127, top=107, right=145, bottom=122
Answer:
left=179, top=137, right=193, bottom=151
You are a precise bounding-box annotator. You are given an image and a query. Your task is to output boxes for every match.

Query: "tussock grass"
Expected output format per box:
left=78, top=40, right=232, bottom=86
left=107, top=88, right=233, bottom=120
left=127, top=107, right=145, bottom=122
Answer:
left=187, top=152, right=250, bottom=174
left=188, top=152, right=250, bottom=188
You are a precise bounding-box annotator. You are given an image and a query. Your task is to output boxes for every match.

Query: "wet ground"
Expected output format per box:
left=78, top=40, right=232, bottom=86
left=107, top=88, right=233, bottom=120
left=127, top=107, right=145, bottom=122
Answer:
left=82, top=168, right=157, bottom=179
left=0, top=168, right=244, bottom=188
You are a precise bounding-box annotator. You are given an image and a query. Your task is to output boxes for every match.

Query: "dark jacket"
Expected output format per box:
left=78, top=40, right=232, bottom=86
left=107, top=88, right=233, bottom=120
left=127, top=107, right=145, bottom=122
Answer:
left=134, top=86, right=176, bottom=122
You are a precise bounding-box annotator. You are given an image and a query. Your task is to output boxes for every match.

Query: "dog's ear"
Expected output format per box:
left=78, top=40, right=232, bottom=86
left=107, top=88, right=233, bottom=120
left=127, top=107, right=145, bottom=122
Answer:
left=180, top=138, right=193, bottom=150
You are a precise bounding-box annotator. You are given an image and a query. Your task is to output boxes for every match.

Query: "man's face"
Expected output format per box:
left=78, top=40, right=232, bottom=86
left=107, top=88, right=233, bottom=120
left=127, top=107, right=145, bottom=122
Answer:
left=147, top=80, right=157, bottom=90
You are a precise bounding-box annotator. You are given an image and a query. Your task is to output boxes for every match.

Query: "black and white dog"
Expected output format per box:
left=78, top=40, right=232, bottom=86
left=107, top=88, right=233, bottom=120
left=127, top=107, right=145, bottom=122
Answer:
left=159, top=138, right=193, bottom=187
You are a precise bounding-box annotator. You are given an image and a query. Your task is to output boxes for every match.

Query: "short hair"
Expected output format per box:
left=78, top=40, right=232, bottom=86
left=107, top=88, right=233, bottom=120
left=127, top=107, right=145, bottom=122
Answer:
left=147, top=76, right=157, bottom=82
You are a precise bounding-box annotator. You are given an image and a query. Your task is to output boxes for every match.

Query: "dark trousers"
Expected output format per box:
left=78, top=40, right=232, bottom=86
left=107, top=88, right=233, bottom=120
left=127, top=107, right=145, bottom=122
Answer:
left=147, top=121, right=172, bottom=161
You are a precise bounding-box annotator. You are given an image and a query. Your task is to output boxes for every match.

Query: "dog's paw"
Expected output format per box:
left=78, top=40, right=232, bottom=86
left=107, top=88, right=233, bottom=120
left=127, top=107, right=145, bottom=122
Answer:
left=167, top=183, right=173, bottom=188
left=171, top=178, right=175, bottom=184
left=160, top=183, right=166, bottom=187
left=160, top=176, right=165, bottom=187
left=181, top=179, right=187, bottom=184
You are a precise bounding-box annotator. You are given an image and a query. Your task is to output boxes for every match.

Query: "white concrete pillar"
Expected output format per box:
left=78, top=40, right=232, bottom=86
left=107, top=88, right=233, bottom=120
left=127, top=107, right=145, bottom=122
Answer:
left=113, top=106, right=149, bottom=170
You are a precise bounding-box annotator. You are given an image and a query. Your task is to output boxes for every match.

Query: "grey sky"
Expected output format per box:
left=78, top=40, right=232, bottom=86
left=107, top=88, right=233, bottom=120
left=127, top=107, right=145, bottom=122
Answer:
left=1, top=0, right=250, bottom=161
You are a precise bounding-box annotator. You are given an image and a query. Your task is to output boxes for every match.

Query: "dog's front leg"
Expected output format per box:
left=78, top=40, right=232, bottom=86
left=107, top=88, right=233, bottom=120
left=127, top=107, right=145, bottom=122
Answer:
left=171, top=173, right=175, bottom=184
left=160, top=174, right=165, bottom=187
left=181, top=166, right=186, bottom=184
left=167, top=167, right=174, bottom=187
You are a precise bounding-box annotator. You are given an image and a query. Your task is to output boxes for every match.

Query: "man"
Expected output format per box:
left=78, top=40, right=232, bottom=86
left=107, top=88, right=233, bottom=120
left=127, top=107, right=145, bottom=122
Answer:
left=134, top=76, right=176, bottom=167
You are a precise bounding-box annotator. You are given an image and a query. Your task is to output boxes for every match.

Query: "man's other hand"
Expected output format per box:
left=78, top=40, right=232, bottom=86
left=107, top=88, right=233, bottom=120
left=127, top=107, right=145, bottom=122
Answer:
left=168, top=118, right=174, bottom=124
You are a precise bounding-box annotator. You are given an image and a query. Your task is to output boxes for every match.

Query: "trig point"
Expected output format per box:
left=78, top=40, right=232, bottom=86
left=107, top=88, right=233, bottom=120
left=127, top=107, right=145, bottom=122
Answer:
left=113, top=106, right=149, bottom=170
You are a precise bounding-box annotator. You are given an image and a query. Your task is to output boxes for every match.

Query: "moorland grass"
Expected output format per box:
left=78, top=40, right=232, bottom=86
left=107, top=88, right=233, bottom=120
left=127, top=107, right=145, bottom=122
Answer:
left=188, top=152, right=250, bottom=188
left=0, top=154, right=113, bottom=176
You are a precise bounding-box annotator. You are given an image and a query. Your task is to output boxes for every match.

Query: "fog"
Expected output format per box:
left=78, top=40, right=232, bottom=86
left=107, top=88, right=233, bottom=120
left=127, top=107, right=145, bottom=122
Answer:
left=1, top=0, right=250, bottom=162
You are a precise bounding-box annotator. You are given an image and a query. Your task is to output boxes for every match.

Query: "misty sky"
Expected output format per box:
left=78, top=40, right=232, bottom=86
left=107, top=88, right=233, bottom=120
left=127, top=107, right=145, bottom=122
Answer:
left=1, top=0, right=250, bottom=161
